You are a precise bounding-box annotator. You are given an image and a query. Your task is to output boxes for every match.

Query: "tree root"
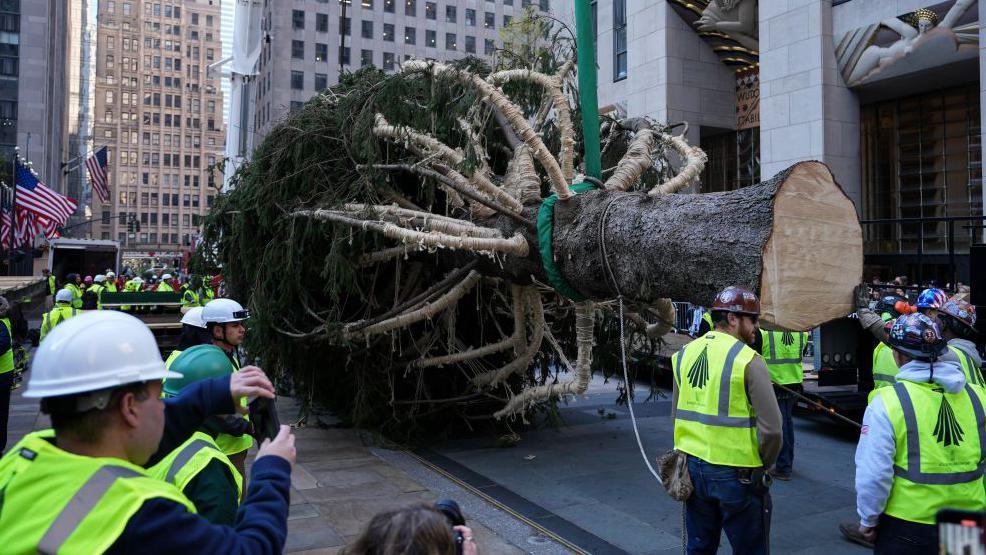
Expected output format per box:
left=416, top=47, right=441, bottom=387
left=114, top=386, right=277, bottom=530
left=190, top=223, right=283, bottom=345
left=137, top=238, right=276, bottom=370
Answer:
left=474, top=289, right=545, bottom=388
left=649, top=132, right=708, bottom=195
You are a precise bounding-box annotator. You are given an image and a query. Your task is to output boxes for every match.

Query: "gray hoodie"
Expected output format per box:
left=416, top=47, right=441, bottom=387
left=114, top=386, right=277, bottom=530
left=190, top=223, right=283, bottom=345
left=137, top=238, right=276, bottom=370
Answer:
left=854, top=359, right=971, bottom=527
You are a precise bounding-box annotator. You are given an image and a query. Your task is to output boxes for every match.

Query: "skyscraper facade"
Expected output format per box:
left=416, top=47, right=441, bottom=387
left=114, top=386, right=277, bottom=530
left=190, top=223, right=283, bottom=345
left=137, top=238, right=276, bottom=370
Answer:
left=251, top=0, right=549, bottom=146
left=92, top=0, right=226, bottom=251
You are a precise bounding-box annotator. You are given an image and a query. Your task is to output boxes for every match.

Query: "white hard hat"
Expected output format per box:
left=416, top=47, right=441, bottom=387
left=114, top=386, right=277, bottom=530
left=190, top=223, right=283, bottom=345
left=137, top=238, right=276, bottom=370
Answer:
left=25, top=311, right=181, bottom=398
left=133, top=277, right=144, bottom=284
left=55, top=289, right=73, bottom=303
left=107, top=271, right=116, bottom=278
left=202, top=298, right=250, bottom=324
left=162, top=273, right=173, bottom=280
left=94, top=275, right=106, bottom=283
left=180, top=307, right=207, bottom=329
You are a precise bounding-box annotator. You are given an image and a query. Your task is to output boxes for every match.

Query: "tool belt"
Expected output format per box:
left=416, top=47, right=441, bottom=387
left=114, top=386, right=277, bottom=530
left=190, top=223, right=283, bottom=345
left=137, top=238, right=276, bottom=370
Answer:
left=656, top=449, right=693, bottom=501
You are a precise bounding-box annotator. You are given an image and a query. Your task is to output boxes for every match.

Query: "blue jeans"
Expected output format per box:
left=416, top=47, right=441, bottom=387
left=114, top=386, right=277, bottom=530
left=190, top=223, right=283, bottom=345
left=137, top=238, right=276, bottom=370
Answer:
left=685, top=457, right=771, bottom=555
left=774, top=388, right=796, bottom=474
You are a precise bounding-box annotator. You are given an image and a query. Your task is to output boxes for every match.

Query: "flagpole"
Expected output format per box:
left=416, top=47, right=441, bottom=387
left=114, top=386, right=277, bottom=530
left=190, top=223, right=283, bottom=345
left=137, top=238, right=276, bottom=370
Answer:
left=7, top=146, right=17, bottom=275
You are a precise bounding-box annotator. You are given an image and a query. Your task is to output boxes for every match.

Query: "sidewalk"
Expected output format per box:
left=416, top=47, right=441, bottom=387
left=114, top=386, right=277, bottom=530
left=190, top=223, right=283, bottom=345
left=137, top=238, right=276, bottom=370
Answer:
left=5, top=380, right=569, bottom=554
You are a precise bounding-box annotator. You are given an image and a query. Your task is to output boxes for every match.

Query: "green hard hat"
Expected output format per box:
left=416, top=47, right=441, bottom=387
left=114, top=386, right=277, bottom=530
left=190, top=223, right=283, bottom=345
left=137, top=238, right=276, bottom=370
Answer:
left=162, top=344, right=235, bottom=397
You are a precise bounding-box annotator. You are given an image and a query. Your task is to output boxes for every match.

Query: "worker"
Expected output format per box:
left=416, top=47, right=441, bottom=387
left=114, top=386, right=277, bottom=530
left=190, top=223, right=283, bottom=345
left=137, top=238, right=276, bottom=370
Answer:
left=151, top=345, right=246, bottom=525
left=40, top=289, right=79, bottom=340
left=41, top=268, right=57, bottom=309
left=88, top=274, right=107, bottom=309
left=0, top=311, right=293, bottom=553
left=83, top=275, right=93, bottom=289
left=157, top=273, right=176, bottom=292
left=122, top=276, right=144, bottom=312
left=105, top=270, right=118, bottom=292
left=181, top=276, right=207, bottom=313
left=855, top=286, right=949, bottom=389
left=672, top=286, right=782, bottom=554
left=937, top=297, right=983, bottom=386
left=202, top=298, right=253, bottom=476
left=64, top=273, right=84, bottom=309
left=849, top=313, right=984, bottom=553
left=758, top=327, right=809, bottom=481
left=166, top=307, right=212, bottom=369
left=0, top=297, right=13, bottom=452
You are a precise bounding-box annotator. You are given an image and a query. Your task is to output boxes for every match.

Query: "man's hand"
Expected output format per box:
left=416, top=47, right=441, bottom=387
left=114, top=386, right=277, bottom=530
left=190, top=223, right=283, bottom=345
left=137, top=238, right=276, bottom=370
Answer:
left=859, top=524, right=876, bottom=543
left=256, top=425, right=296, bottom=468
left=854, top=284, right=871, bottom=310
left=230, top=366, right=274, bottom=414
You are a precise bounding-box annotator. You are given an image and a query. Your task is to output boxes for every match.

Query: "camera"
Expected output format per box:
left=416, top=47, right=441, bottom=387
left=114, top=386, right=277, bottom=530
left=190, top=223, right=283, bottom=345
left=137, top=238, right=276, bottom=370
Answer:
left=434, top=499, right=466, bottom=555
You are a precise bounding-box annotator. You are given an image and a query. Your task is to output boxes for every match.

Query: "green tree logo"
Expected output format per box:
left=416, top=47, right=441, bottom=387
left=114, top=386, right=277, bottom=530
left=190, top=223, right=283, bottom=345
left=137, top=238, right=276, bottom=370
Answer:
left=687, top=347, right=710, bottom=389
left=933, top=396, right=964, bottom=447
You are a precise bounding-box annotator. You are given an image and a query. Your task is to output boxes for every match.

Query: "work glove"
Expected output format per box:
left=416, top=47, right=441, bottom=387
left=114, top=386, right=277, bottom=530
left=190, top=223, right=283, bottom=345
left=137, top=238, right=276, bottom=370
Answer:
left=853, top=284, right=870, bottom=310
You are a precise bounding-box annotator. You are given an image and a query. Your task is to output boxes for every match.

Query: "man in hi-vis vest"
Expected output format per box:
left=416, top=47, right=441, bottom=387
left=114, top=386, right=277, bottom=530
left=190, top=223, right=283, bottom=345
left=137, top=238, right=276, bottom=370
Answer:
left=851, top=313, right=985, bottom=554
left=672, top=286, right=782, bottom=555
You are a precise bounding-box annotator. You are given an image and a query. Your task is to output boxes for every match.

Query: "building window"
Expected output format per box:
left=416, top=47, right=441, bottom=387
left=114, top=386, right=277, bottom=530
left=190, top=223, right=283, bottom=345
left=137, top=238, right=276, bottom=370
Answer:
left=446, top=5, right=456, bottom=23
left=383, top=23, right=394, bottom=41
left=613, top=0, right=627, bottom=81
left=361, top=49, right=373, bottom=67
left=405, top=0, right=415, bottom=17
left=383, top=52, right=395, bottom=71
left=426, top=30, right=436, bottom=48
left=292, top=10, right=305, bottom=30
left=339, top=46, right=350, bottom=65
left=316, top=13, right=328, bottom=32
left=445, top=33, right=456, bottom=51
left=465, top=35, right=475, bottom=54
left=292, top=40, right=304, bottom=59
left=361, top=20, right=373, bottom=39
left=316, top=43, right=328, bottom=61
left=465, top=9, right=475, bottom=26
left=362, top=0, right=373, bottom=7
left=290, top=101, right=303, bottom=112
left=291, top=70, right=304, bottom=90
left=503, top=15, right=512, bottom=27
left=384, top=0, right=394, bottom=13
left=404, top=27, right=415, bottom=45
left=484, top=12, right=495, bottom=29
left=425, top=2, right=436, bottom=19
left=484, top=39, right=495, bottom=56
left=315, top=73, right=328, bottom=90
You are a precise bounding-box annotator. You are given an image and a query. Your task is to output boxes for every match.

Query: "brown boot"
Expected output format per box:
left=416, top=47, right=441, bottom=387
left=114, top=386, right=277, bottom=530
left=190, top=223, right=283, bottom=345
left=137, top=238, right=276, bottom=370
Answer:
left=839, top=521, right=874, bottom=549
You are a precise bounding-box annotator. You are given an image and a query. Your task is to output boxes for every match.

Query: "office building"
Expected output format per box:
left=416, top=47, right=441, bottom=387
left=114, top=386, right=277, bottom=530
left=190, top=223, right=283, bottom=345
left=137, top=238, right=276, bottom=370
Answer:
left=92, top=0, right=226, bottom=252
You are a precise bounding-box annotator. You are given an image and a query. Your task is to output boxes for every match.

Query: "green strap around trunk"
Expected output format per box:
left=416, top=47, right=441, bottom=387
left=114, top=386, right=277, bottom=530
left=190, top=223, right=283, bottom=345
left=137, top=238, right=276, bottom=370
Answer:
left=537, top=182, right=597, bottom=301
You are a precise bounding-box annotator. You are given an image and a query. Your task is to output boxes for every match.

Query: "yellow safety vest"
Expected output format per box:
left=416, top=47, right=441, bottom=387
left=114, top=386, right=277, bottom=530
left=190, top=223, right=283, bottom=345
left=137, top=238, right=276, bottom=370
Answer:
left=873, top=342, right=899, bottom=389
left=673, top=332, right=762, bottom=467
left=0, top=318, right=12, bottom=374
left=148, top=431, right=243, bottom=504
left=105, top=282, right=118, bottom=293
left=181, top=289, right=202, bottom=307
left=875, top=381, right=986, bottom=524
left=950, top=345, right=985, bottom=388
left=702, top=311, right=713, bottom=332
left=41, top=304, right=79, bottom=339
left=0, top=430, right=196, bottom=554
left=89, top=284, right=105, bottom=309
left=46, top=274, right=56, bottom=295
left=760, top=329, right=807, bottom=385
left=65, top=283, right=83, bottom=309
left=157, top=282, right=175, bottom=293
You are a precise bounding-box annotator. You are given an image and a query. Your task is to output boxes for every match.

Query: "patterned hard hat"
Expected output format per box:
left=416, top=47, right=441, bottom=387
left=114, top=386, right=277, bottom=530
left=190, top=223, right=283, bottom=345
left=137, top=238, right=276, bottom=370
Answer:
left=710, top=286, right=760, bottom=316
left=888, top=313, right=947, bottom=361
left=916, top=288, right=948, bottom=309
left=940, top=297, right=977, bottom=333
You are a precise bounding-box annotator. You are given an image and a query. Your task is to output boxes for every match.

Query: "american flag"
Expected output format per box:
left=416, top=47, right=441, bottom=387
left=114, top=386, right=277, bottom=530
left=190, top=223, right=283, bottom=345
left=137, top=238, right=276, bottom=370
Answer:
left=15, top=160, right=77, bottom=224
left=85, top=146, right=109, bottom=203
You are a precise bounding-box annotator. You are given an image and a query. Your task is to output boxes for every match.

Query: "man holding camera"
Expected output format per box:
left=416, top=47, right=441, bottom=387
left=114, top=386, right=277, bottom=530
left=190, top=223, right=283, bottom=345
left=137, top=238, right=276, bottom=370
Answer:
left=671, top=286, right=782, bottom=555
left=0, top=311, right=294, bottom=553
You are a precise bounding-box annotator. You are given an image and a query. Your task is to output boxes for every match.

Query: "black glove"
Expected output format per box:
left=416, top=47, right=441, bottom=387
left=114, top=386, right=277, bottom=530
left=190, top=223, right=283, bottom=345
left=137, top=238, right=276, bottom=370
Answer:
left=853, top=284, right=871, bottom=311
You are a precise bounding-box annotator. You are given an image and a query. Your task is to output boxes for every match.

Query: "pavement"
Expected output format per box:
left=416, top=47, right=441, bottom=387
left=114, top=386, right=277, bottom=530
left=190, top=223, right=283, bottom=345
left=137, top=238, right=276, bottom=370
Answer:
left=431, top=375, right=869, bottom=555
left=5, top=372, right=569, bottom=554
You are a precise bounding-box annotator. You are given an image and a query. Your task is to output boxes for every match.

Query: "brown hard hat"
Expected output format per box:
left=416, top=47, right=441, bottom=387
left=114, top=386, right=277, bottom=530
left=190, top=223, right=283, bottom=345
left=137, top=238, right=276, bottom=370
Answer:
left=711, top=286, right=761, bottom=316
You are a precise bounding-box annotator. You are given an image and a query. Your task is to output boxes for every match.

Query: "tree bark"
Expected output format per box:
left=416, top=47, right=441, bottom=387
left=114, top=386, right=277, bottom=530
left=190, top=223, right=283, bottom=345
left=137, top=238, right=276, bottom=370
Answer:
left=547, top=161, right=862, bottom=330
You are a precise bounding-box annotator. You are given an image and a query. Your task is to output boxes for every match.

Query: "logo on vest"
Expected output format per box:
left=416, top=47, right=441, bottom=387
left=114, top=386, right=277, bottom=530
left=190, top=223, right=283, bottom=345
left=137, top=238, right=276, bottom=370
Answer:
left=781, top=331, right=794, bottom=346
left=933, top=396, right=964, bottom=447
left=687, top=347, right=710, bottom=389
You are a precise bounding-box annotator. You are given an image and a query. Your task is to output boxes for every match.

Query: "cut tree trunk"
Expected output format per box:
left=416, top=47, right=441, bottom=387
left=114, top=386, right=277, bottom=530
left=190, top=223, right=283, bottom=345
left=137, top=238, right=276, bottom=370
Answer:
left=545, top=161, right=862, bottom=331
